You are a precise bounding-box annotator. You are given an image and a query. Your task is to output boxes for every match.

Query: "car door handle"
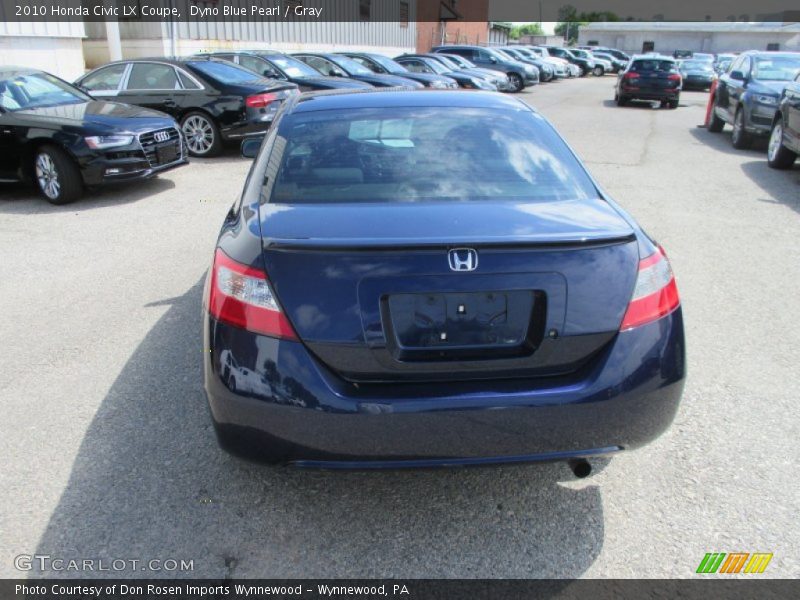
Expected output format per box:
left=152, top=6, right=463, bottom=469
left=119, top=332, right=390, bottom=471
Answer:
left=163, top=99, right=177, bottom=108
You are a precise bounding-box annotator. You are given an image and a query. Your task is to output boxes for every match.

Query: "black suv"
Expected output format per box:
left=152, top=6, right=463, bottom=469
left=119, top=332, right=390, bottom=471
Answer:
left=615, top=56, right=682, bottom=108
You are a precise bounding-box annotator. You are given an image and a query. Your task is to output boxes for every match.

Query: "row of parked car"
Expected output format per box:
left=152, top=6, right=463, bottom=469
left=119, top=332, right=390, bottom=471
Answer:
left=608, top=48, right=800, bottom=170
left=703, top=50, right=800, bottom=170
left=0, top=43, right=623, bottom=204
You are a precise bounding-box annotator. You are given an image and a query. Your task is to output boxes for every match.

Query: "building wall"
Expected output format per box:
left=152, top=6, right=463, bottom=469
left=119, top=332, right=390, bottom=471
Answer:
left=83, top=2, right=417, bottom=67
left=578, top=29, right=800, bottom=54
left=0, top=22, right=86, bottom=79
left=415, top=0, right=489, bottom=52
left=83, top=36, right=415, bottom=68
left=519, top=35, right=564, bottom=47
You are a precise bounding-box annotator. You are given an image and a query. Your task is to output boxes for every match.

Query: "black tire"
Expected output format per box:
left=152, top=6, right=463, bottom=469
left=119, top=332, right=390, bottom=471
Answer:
left=731, top=108, right=753, bottom=150
left=668, top=98, right=679, bottom=109
left=616, top=94, right=628, bottom=107
left=507, top=72, right=524, bottom=93
left=593, top=65, right=604, bottom=77
left=767, top=120, right=798, bottom=170
left=228, top=375, right=237, bottom=393
left=708, top=106, right=725, bottom=132
left=33, top=144, right=83, bottom=205
left=181, top=111, right=222, bottom=157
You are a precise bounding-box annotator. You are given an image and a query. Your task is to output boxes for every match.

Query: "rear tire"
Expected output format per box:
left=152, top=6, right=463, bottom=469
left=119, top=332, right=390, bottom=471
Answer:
left=616, top=94, right=628, bottom=107
left=593, top=65, right=604, bottom=77
left=767, top=120, right=797, bottom=169
left=507, top=73, right=524, bottom=93
left=731, top=108, right=753, bottom=149
left=668, top=98, right=679, bottom=109
left=33, top=145, right=83, bottom=205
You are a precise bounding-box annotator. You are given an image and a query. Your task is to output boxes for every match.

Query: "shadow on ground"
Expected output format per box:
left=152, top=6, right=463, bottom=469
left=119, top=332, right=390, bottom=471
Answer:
left=689, top=127, right=799, bottom=214
left=34, top=281, right=606, bottom=579
left=0, top=177, right=176, bottom=215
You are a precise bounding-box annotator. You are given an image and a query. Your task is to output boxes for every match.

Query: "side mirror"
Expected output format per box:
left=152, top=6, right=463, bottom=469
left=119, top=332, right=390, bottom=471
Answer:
left=240, top=137, right=262, bottom=159
left=730, top=70, right=746, bottom=81
left=489, top=56, right=498, bottom=63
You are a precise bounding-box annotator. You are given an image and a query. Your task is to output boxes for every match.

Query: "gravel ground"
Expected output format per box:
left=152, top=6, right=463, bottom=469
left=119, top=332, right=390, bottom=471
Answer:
left=0, top=76, right=798, bottom=579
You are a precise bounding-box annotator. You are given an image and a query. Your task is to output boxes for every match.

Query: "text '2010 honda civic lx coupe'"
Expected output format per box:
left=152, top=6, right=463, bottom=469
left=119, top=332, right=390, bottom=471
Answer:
left=203, top=90, right=685, bottom=470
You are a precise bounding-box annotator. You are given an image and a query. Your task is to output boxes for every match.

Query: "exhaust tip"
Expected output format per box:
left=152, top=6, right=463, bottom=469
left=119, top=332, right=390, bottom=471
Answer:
left=568, top=458, right=592, bottom=479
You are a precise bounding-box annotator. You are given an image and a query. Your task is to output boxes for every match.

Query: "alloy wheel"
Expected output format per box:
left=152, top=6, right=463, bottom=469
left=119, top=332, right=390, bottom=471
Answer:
left=508, top=73, right=523, bottom=92
left=35, top=153, right=60, bottom=200
left=768, top=122, right=783, bottom=162
left=182, top=115, right=215, bottom=155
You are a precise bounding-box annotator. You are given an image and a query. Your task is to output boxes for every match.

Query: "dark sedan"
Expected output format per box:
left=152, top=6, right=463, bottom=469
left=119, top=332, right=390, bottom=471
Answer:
left=431, top=45, right=538, bottom=91
left=679, top=60, right=716, bottom=91
left=338, top=52, right=458, bottom=89
left=291, top=52, right=423, bottom=89
left=428, top=53, right=513, bottom=91
left=201, top=51, right=373, bottom=92
left=0, top=67, right=186, bottom=204
left=708, top=51, right=800, bottom=149
left=203, top=90, right=685, bottom=470
left=767, top=71, right=800, bottom=169
left=394, top=55, right=498, bottom=90
left=76, top=57, right=299, bottom=157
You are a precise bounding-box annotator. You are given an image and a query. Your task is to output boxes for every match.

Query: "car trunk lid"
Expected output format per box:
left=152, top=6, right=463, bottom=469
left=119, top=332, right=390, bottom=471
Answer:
left=261, top=200, right=639, bottom=382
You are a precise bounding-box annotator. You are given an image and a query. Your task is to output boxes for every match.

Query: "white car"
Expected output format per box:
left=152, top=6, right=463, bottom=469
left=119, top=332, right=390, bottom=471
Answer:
left=219, top=350, right=271, bottom=396
left=523, top=46, right=570, bottom=78
left=591, top=55, right=613, bottom=75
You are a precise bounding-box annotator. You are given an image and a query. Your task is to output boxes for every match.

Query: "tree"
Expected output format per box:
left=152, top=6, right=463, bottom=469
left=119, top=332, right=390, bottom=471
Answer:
left=555, top=5, right=619, bottom=45
left=509, top=23, right=544, bottom=40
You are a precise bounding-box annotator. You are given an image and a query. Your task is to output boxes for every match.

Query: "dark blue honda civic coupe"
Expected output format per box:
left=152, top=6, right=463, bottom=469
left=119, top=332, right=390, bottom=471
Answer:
left=203, top=89, right=685, bottom=472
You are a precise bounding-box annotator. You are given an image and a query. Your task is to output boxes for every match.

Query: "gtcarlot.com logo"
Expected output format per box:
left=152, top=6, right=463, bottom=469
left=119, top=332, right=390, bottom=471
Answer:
left=696, top=552, right=773, bottom=574
left=14, top=554, right=194, bottom=572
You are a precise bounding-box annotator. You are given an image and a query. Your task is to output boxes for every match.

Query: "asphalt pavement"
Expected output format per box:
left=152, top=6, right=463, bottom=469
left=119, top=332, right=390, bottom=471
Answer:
left=0, top=76, right=798, bottom=579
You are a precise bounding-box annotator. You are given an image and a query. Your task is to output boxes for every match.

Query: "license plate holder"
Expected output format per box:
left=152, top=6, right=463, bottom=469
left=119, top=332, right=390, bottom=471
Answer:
left=386, top=290, right=534, bottom=353
left=155, top=143, right=178, bottom=165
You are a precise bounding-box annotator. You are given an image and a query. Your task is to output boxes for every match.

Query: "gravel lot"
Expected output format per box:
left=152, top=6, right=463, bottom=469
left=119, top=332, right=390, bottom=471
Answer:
left=1, top=77, right=798, bottom=579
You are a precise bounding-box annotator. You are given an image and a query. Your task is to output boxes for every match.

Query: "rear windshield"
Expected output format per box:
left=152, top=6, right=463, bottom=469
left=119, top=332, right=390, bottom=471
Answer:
left=630, top=60, right=676, bottom=72
left=187, top=61, right=262, bottom=84
left=265, top=106, right=598, bottom=204
left=682, top=61, right=714, bottom=71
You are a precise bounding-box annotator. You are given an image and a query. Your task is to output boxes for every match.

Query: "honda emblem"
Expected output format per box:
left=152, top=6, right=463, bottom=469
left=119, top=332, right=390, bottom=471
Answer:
left=448, top=248, right=478, bottom=272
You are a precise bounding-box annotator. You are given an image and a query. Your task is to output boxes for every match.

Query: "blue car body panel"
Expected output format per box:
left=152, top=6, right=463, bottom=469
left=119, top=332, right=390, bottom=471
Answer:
left=203, top=90, right=685, bottom=467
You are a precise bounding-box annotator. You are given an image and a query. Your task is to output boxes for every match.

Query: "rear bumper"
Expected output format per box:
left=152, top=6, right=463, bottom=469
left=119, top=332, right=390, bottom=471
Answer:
left=621, top=87, right=680, bottom=101
left=204, top=308, right=686, bottom=467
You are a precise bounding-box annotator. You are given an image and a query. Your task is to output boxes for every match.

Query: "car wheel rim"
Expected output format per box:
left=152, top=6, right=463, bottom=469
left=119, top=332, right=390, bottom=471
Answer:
left=733, top=113, right=742, bottom=142
left=510, top=74, right=522, bottom=90
left=768, top=123, right=782, bottom=161
left=35, top=153, right=60, bottom=200
left=182, top=115, right=214, bottom=154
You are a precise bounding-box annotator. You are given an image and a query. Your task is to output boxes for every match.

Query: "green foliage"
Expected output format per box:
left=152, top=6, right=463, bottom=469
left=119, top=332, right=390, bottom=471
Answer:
left=509, top=23, right=545, bottom=40
left=555, top=4, right=619, bottom=44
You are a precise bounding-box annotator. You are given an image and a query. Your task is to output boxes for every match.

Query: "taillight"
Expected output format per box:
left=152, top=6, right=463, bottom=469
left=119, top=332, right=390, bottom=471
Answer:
left=668, top=73, right=681, bottom=81
left=207, top=249, right=297, bottom=339
left=620, top=246, right=680, bottom=331
left=245, top=93, right=278, bottom=108
left=623, top=72, right=640, bottom=80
